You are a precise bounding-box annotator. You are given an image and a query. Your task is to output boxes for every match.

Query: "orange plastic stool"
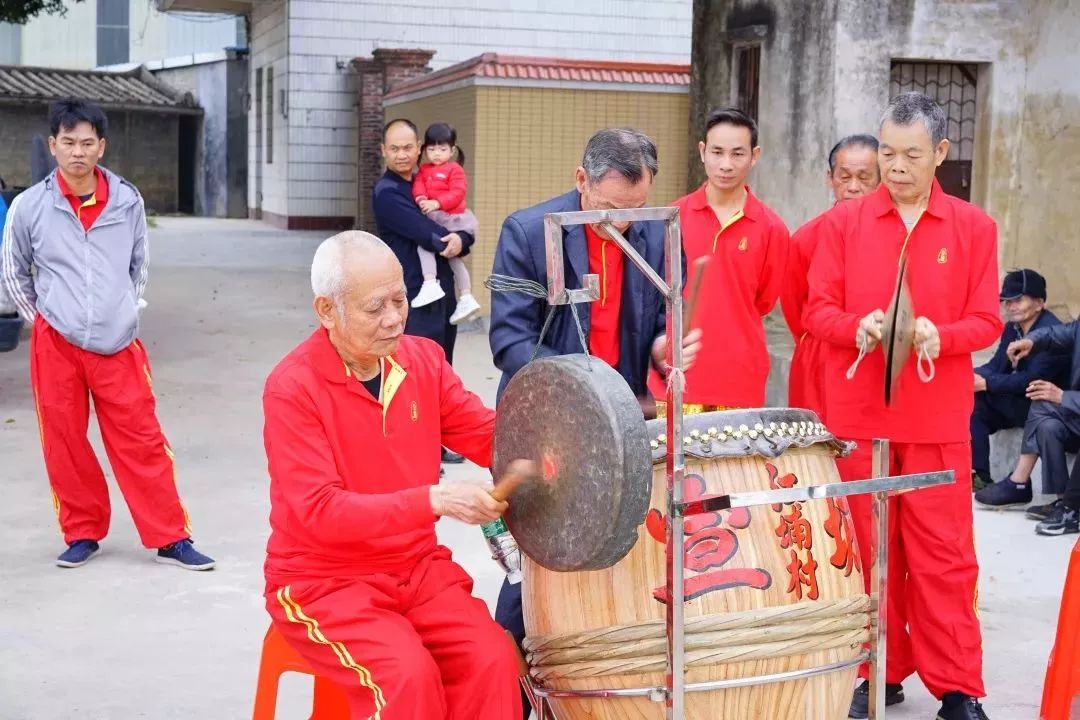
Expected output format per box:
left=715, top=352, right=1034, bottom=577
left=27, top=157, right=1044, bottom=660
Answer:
left=253, top=623, right=351, bottom=720
left=1041, top=537, right=1080, bottom=720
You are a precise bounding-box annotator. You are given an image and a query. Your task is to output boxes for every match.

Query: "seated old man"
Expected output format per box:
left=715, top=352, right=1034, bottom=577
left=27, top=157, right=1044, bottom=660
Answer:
left=997, top=317, right=1080, bottom=536
left=261, top=231, right=522, bottom=719
left=970, top=269, right=1066, bottom=496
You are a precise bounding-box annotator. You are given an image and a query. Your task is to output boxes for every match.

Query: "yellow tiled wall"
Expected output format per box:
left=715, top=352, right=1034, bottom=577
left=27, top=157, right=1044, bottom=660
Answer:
left=387, top=85, right=690, bottom=313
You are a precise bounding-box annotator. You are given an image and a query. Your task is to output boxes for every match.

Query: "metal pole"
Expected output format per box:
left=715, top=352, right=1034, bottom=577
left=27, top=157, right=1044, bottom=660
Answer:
left=869, top=439, right=890, bottom=720
left=663, top=215, right=686, bottom=720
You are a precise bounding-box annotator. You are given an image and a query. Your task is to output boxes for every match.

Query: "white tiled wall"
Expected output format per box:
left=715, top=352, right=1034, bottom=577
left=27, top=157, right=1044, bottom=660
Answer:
left=248, top=0, right=290, bottom=217
left=282, top=0, right=692, bottom=218
left=288, top=0, right=691, bottom=68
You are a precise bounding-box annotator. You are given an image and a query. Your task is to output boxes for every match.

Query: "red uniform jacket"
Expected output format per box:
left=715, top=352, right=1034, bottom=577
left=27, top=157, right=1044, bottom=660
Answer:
left=262, top=331, right=494, bottom=587
left=781, top=211, right=829, bottom=415
left=651, top=184, right=789, bottom=406
left=805, top=180, right=1002, bottom=443
left=781, top=211, right=826, bottom=343
left=413, top=161, right=468, bottom=214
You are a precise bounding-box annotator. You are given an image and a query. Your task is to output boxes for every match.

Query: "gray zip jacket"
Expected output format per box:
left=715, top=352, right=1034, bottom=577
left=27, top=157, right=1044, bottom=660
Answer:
left=0, top=166, right=148, bottom=355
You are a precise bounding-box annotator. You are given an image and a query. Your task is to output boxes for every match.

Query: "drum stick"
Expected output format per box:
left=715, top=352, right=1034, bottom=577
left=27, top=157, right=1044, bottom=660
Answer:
left=683, top=257, right=709, bottom=334
left=490, top=459, right=538, bottom=502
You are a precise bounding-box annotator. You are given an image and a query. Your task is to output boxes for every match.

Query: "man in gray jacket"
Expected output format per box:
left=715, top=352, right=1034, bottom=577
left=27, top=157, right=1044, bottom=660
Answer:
left=1, top=98, right=215, bottom=570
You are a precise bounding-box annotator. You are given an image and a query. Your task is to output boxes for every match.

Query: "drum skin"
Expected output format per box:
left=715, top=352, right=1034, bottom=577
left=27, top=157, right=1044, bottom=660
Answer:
left=523, top=409, right=865, bottom=720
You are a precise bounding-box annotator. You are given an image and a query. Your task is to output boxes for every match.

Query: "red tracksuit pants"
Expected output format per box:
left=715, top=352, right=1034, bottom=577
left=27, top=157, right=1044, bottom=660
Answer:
left=788, top=334, right=827, bottom=421
left=30, top=316, right=190, bottom=548
left=837, top=439, right=984, bottom=699
left=266, top=548, right=522, bottom=720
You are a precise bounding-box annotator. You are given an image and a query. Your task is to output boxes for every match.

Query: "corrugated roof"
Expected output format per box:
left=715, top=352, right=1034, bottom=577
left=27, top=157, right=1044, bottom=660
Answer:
left=0, top=64, right=199, bottom=113
left=382, top=53, right=690, bottom=99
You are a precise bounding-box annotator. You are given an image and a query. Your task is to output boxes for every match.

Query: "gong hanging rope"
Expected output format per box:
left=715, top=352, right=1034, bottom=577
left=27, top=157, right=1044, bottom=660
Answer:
left=485, top=274, right=592, bottom=366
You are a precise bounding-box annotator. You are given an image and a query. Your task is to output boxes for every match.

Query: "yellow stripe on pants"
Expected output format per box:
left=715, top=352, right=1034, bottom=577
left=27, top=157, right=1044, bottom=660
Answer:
left=275, top=585, right=387, bottom=718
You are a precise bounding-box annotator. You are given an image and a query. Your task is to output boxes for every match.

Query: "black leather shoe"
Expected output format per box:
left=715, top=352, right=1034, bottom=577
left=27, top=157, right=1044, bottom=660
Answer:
left=848, top=680, right=904, bottom=718
left=935, top=692, right=989, bottom=720
left=441, top=449, right=466, bottom=464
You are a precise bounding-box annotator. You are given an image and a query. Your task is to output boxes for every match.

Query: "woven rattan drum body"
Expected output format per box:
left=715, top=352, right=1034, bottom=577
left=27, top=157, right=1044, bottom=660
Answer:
left=522, top=409, right=867, bottom=720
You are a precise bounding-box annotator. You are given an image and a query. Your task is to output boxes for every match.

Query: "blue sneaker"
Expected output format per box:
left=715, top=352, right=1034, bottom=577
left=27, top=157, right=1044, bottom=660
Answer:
left=56, top=540, right=101, bottom=568
left=156, top=539, right=216, bottom=571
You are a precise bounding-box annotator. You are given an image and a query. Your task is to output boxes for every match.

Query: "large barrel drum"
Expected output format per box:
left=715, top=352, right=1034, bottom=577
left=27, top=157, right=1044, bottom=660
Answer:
left=522, top=409, right=867, bottom=720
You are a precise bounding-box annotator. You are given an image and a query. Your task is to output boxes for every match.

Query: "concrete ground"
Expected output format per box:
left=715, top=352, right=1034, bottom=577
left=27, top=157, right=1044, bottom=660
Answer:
left=0, top=217, right=1068, bottom=719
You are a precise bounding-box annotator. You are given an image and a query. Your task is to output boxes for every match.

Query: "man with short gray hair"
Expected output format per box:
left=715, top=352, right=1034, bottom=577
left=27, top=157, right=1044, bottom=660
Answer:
left=490, top=127, right=697, bottom=400
left=807, top=92, right=999, bottom=720
left=782, top=133, right=881, bottom=418
left=489, top=128, right=702, bottom=719
left=262, top=230, right=523, bottom=719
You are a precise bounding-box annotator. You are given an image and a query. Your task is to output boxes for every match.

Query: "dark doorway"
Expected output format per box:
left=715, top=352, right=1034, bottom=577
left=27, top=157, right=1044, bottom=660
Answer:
left=178, top=115, right=198, bottom=215
left=890, top=61, right=978, bottom=201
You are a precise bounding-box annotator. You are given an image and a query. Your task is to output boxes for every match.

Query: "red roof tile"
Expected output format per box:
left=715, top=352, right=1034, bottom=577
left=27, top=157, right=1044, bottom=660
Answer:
left=382, top=53, right=690, bottom=99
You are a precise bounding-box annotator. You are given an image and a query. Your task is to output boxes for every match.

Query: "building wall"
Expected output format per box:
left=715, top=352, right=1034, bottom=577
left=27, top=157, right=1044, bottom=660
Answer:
left=0, top=23, right=21, bottom=64
left=290, top=0, right=691, bottom=71
left=224, top=53, right=251, bottom=219
left=387, top=84, right=690, bottom=311
left=1012, top=0, right=1080, bottom=319
left=6, top=0, right=240, bottom=70
left=690, top=0, right=839, bottom=226
left=691, top=0, right=1078, bottom=316
left=0, top=106, right=180, bottom=212
left=14, top=0, right=99, bottom=68
left=155, top=53, right=249, bottom=218
left=162, top=15, right=242, bottom=60
left=278, top=0, right=692, bottom=223
left=830, top=0, right=1075, bottom=316
left=0, top=106, right=48, bottom=190
left=248, top=0, right=290, bottom=220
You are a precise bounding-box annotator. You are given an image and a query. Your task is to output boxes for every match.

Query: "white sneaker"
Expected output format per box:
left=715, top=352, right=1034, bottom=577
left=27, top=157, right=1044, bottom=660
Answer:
left=411, top=279, right=446, bottom=308
left=450, top=293, right=481, bottom=324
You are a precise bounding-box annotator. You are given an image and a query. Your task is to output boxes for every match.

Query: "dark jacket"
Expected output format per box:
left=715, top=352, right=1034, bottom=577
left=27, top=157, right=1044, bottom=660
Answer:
left=1029, top=319, right=1080, bottom=414
left=489, top=189, right=668, bottom=401
left=372, top=170, right=474, bottom=299
left=976, top=309, right=1068, bottom=395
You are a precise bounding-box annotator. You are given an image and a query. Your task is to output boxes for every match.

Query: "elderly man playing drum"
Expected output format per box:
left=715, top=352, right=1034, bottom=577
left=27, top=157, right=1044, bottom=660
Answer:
left=262, top=231, right=522, bottom=719
left=489, top=127, right=701, bottom=718
left=806, top=92, right=1000, bottom=720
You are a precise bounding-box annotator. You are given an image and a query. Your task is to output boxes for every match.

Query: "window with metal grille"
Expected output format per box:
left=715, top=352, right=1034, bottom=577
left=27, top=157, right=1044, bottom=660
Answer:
left=266, top=67, right=274, bottom=165
left=734, top=45, right=760, bottom=123
left=96, top=0, right=129, bottom=66
left=890, top=62, right=977, bottom=162
left=890, top=61, right=978, bottom=199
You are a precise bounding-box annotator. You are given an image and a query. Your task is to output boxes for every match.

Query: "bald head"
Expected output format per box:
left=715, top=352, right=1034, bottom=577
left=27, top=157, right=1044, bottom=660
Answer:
left=312, top=231, right=408, bottom=365
left=311, top=230, right=397, bottom=301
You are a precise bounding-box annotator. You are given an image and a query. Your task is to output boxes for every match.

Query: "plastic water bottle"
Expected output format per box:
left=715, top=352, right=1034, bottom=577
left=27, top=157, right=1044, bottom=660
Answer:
left=482, top=517, right=522, bottom=585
